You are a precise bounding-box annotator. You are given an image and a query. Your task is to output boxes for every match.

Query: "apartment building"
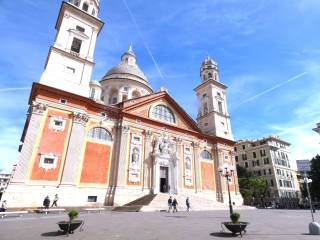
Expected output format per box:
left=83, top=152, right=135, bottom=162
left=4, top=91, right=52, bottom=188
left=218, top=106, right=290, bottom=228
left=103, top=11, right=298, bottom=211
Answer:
left=235, top=136, right=300, bottom=207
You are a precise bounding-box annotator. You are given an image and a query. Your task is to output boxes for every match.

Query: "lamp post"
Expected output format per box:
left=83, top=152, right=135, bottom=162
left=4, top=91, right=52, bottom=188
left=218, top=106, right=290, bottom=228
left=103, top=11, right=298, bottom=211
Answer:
left=218, top=163, right=234, bottom=215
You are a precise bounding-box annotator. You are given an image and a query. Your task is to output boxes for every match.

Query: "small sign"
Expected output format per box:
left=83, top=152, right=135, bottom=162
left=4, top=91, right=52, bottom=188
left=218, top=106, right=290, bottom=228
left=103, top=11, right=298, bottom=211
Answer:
left=296, top=160, right=311, bottom=172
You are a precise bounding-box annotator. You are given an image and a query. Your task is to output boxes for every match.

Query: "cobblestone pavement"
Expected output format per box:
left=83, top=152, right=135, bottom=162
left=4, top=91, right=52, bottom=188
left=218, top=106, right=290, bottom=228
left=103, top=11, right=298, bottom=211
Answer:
left=0, top=209, right=319, bottom=240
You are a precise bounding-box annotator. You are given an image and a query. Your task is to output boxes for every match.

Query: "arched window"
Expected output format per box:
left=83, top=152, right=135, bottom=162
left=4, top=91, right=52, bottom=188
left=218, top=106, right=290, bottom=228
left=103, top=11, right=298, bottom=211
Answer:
left=152, top=105, right=175, bottom=124
left=74, top=0, right=80, bottom=7
left=82, top=2, right=89, bottom=11
left=87, top=127, right=112, bottom=142
left=208, top=72, right=212, bottom=79
left=200, top=150, right=212, bottom=160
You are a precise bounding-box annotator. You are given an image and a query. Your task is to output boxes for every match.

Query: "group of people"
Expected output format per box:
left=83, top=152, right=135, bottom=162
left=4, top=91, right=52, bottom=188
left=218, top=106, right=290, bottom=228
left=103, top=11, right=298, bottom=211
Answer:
left=43, top=194, right=59, bottom=209
left=167, top=196, right=191, bottom=212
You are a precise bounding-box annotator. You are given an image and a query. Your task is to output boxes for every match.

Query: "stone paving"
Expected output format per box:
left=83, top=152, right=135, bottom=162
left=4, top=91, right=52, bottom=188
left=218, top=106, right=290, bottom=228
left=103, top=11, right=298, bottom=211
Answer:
left=0, top=209, right=319, bottom=240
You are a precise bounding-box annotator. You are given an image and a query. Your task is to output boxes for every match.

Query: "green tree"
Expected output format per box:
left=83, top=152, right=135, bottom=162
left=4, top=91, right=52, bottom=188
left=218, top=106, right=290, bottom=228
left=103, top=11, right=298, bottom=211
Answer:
left=310, top=155, right=320, bottom=201
left=236, top=165, right=268, bottom=205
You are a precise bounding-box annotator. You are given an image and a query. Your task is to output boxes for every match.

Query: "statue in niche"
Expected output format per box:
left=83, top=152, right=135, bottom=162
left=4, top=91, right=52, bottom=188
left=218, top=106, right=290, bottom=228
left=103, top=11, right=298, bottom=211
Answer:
left=185, top=157, right=191, bottom=170
left=131, top=147, right=140, bottom=166
left=155, top=133, right=175, bottom=156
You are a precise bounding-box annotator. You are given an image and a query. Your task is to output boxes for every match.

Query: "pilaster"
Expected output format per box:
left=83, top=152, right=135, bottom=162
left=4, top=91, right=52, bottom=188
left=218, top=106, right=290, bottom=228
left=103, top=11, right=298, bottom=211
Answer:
left=12, top=102, right=47, bottom=182
left=174, top=137, right=183, bottom=189
left=143, top=130, right=153, bottom=190
left=116, top=124, right=130, bottom=187
left=192, top=141, right=201, bottom=192
left=59, top=112, right=89, bottom=186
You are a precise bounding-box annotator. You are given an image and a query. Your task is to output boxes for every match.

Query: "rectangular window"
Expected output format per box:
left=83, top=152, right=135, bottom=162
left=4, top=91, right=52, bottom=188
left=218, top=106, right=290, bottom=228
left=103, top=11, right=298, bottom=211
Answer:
left=252, top=160, right=255, bottom=167
left=54, top=120, right=63, bottom=127
left=71, top=38, right=82, bottom=54
left=112, top=97, right=117, bottom=104
left=270, top=179, right=274, bottom=186
left=76, top=25, right=85, bottom=32
left=242, top=145, right=245, bottom=150
left=269, top=169, right=272, bottom=174
left=43, top=157, right=54, bottom=164
left=263, top=169, right=266, bottom=175
left=235, top=156, right=238, bottom=162
left=256, top=160, right=260, bottom=166
left=253, top=152, right=256, bottom=158
left=90, top=88, right=95, bottom=98
left=234, top=147, right=237, bottom=152
left=279, top=180, right=283, bottom=187
left=241, top=154, right=247, bottom=160
left=245, top=162, right=248, bottom=168
left=218, top=101, right=223, bottom=113
left=87, top=196, right=97, bottom=202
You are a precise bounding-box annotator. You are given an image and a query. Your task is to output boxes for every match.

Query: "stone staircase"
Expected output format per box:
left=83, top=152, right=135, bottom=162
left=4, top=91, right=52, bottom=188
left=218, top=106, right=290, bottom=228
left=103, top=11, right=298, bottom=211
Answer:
left=113, top=193, right=157, bottom=212
left=141, top=192, right=228, bottom=212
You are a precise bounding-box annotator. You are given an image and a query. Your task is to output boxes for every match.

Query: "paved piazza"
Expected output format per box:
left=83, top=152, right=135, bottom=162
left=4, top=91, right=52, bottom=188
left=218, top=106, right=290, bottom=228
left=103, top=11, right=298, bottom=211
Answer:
left=0, top=209, right=319, bottom=240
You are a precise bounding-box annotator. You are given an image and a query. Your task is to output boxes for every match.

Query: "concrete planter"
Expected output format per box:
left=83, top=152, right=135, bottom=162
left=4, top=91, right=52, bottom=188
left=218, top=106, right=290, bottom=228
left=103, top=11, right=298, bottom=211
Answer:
left=222, top=222, right=249, bottom=237
left=57, top=220, right=83, bottom=234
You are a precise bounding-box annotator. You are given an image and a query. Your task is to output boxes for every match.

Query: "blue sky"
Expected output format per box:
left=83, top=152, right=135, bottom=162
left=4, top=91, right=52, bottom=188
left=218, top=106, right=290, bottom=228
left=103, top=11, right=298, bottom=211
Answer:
left=0, top=0, right=320, bottom=172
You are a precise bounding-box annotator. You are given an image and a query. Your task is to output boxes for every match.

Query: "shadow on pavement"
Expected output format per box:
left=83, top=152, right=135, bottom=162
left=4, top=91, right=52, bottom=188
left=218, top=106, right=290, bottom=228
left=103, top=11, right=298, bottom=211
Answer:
left=209, top=232, right=238, bottom=238
left=41, top=231, right=66, bottom=237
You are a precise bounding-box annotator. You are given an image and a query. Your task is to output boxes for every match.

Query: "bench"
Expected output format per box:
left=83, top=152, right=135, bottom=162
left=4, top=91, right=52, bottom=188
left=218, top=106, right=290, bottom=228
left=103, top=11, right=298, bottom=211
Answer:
left=39, top=208, right=66, bottom=214
left=84, top=208, right=106, bottom=214
left=0, top=211, right=28, bottom=219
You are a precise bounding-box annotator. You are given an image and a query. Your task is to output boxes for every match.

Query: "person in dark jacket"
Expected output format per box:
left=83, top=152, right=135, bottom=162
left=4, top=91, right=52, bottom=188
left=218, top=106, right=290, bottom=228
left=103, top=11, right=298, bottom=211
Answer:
left=172, top=198, right=178, bottom=212
left=186, top=197, right=190, bottom=211
left=168, top=196, right=173, bottom=212
left=43, top=196, right=50, bottom=209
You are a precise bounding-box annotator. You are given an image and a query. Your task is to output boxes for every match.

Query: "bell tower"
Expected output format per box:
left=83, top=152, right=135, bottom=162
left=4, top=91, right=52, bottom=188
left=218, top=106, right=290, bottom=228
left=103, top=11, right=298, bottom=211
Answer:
left=194, top=56, right=233, bottom=140
left=39, top=0, right=104, bottom=97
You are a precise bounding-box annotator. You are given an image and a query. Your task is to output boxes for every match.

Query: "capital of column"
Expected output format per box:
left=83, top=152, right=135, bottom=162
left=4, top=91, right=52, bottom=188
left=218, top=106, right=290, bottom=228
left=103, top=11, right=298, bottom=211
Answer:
left=192, top=141, right=200, bottom=148
left=73, top=112, right=89, bottom=126
left=121, top=124, right=130, bottom=133
left=144, top=129, right=153, bottom=138
left=174, top=137, right=183, bottom=145
left=30, top=102, right=47, bottom=115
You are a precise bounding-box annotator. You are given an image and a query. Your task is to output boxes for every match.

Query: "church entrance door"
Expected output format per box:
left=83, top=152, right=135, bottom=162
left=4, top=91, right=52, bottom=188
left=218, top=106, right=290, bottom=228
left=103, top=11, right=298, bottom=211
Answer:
left=160, top=166, right=169, bottom=193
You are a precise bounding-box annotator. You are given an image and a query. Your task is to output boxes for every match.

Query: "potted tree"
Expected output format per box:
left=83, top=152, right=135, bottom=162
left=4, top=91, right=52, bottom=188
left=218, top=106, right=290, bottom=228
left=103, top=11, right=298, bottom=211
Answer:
left=57, top=210, right=83, bottom=234
left=223, top=212, right=248, bottom=237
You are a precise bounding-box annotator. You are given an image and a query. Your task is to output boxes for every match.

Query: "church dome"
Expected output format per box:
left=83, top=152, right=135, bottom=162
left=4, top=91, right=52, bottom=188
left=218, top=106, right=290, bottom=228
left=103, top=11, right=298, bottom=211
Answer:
left=99, top=45, right=153, bottom=105
left=101, top=45, right=150, bottom=87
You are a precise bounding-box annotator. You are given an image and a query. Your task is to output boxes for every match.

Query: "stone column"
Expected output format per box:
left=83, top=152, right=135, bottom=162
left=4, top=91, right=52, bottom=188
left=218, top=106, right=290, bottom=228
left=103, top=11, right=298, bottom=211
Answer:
left=59, top=112, right=89, bottom=185
left=143, top=130, right=153, bottom=191
left=116, top=124, right=130, bottom=187
left=174, top=137, right=183, bottom=189
left=192, top=141, right=201, bottom=193
left=12, top=102, right=47, bottom=182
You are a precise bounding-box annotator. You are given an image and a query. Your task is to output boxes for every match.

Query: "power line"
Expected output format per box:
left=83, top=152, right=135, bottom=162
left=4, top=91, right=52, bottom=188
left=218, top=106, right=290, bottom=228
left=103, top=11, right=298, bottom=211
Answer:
left=121, top=0, right=165, bottom=81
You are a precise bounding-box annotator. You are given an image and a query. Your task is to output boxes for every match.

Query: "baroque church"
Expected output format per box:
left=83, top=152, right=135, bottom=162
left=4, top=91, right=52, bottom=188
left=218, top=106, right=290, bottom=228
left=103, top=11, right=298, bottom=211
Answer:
left=4, top=0, right=243, bottom=209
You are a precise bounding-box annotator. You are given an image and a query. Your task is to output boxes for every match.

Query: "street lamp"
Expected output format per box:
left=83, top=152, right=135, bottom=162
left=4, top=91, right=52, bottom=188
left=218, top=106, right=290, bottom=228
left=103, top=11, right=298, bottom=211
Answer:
left=300, top=172, right=320, bottom=235
left=218, top=163, right=234, bottom=214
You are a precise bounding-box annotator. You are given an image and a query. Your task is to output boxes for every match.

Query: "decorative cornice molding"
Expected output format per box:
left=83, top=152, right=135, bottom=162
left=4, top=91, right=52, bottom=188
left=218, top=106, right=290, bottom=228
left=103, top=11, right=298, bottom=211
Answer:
left=31, top=102, right=47, bottom=115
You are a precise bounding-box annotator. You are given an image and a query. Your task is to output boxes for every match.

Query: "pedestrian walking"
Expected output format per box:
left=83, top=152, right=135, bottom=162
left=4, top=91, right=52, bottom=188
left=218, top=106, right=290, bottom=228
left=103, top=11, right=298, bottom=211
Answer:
left=0, top=200, right=7, bottom=212
left=186, top=197, right=190, bottom=211
left=43, top=195, right=50, bottom=209
left=172, top=198, right=178, bottom=212
left=51, top=194, right=59, bottom=207
left=168, top=196, right=173, bottom=213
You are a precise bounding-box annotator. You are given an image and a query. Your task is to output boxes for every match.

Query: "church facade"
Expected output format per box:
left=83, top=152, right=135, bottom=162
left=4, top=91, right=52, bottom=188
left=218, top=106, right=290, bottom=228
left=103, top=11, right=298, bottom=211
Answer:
left=4, top=0, right=243, bottom=208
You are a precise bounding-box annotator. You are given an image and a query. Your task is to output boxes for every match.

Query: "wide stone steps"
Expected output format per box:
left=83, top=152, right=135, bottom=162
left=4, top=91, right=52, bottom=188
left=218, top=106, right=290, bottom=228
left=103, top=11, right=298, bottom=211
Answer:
left=141, top=192, right=227, bottom=212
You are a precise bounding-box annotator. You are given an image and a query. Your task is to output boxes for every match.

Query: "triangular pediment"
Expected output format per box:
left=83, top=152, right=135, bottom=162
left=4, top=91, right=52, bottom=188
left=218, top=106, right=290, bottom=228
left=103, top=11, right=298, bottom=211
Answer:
left=120, top=92, right=200, bottom=132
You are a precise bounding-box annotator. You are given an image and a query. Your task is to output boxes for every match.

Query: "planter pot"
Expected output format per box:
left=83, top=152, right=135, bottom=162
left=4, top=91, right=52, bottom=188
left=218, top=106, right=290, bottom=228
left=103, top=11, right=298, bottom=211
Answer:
left=57, top=220, right=83, bottom=234
left=222, top=222, right=249, bottom=237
